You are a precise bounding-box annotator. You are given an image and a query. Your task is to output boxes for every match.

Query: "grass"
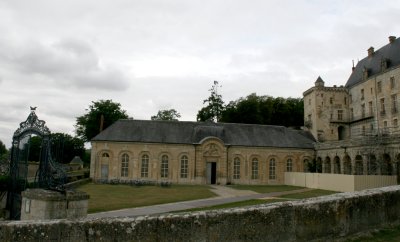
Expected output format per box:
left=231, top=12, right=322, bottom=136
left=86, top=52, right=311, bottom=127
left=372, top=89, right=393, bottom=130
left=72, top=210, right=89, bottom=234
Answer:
left=77, top=183, right=216, bottom=213
left=229, top=184, right=305, bottom=193
left=175, top=188, right=337, bottom=212
left=279, top=189, right=337, bottom=199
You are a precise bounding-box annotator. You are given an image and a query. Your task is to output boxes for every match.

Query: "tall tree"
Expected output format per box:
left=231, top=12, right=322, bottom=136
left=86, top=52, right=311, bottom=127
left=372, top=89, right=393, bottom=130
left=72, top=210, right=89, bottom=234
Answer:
left=27, top=133, right=85, bottom=164
left=151, top=109, right=181, bottom=121
left=75, top=100, right=129, bottom=141
left=50, top=133, right=85, bottom=164
left=220, top=93, right=304, bottom=127
left=0, top=140, right=8, bottom=162
left=197, top=81, right=225, bottom=122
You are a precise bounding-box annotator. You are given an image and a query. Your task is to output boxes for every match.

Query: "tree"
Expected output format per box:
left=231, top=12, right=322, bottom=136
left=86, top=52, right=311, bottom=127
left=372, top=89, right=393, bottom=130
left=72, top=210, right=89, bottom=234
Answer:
left=27, top=133, right=85, bottom=164
left=75, top=100, right=129, bottom=141
left=197, top=81, right=225, bottom=122
left=151, top=109, right=181, bottom=121
left=0, top=140, right=8, bottom=162
left=50, top=133, right=85, bottom=164
left=219, top=93, right=304, bottom=127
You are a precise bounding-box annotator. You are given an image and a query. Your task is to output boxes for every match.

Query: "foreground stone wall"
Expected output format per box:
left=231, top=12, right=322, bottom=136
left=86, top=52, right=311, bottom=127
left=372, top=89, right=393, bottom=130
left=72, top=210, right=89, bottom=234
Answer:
left=1, top=186, right=400, bottom=241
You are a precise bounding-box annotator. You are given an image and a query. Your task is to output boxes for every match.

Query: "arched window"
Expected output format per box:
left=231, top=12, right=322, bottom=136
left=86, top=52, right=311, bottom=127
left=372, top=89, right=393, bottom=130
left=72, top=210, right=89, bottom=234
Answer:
left=180, top=155, right=188, bottom=178
left=251, top=158, right=258, bottom=179
left=286, top=159, right=293, bottom=172
left=161, top=155, right=169, bottom=178
left=269, top=158, right=276, bottom=180
left=121, top=153, right=129, bottom=177
left=233, top=157, right=240, bottom=179
left=102, top=153, right=109, bottom=158
left=141, top=154, right=149, bottom=178
left=303, top=159, right=310, bottom=172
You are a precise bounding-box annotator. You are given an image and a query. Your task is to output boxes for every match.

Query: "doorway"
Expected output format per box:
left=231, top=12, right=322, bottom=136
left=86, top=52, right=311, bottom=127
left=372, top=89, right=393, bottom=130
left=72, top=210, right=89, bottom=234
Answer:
left=206, top=162, right=217, bottom=184
left=101, top=165, right=109, bottom=179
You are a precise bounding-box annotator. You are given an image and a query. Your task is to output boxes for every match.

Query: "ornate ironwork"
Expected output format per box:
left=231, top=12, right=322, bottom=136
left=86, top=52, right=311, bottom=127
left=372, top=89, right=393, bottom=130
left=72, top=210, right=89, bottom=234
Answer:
left=7, top=108, right=67, bottom=220
left=13, top=107, right=50, bottom=138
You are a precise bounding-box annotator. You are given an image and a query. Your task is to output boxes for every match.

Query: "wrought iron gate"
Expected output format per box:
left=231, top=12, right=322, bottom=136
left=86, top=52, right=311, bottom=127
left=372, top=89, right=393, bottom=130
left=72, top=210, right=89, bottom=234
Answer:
left=6, top=108, right=67, bottom=220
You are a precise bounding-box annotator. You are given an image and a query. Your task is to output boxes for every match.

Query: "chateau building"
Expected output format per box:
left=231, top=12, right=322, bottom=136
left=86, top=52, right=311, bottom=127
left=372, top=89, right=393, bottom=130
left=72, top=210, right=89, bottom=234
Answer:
left=90, top=35, right=400, bottom=185
left=303, top=36, right=400, bottom=176
left=90, top=120, right=315, bottom=185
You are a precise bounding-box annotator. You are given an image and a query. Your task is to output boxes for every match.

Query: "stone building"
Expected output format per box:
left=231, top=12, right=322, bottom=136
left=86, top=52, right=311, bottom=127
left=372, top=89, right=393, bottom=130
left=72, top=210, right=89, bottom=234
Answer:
left=90, top=120, right=315, bottom=185
left=303, top=36, right=400, bottom=176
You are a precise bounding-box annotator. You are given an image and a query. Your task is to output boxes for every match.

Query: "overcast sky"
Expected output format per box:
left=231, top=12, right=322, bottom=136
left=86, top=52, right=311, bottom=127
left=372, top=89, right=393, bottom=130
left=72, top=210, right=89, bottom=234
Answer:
left=0, top=0, right=399, bottom=147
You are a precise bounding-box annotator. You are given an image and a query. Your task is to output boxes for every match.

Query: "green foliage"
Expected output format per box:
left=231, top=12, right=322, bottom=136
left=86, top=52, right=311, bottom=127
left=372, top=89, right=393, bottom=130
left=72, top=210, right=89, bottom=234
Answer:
left=27, top=133, right=86, bottom=164
left=151, top=109, right=181, bottom=121
left=0, top=175, right=11, bottom=191
left=50, top=133, right=86, bottom=164
left=0, top=140, right=6, bottom=156
left=28, top=136, right=42, bottom=162
left=197, top=81, right=224, bottom=122
left=0, top=140, right=9, bottom=162
left=75, top=99, right=129, bottom=141
left=220, top=93, right=304, bottom=127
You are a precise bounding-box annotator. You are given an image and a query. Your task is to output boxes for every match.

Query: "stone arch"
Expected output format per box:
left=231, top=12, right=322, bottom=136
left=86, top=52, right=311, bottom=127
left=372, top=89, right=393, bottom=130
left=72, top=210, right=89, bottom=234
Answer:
left=343, top=155, right=352, bottom=174
left=333, top=156, right=341, bottom=174
left=355, top=155, right=363, bottom=175
left=303, top=158, right=311, bottom=172
left=316, top=157, right=322, bottom=173
left=338, top=126, right=346, bottom=140
left=367, top=154, right=378, bottom=175
left=324, top=156, right=331, bottom=173
left=381, top=154, right=392, bottom=175
left=98, top=150, right=113, bottom=180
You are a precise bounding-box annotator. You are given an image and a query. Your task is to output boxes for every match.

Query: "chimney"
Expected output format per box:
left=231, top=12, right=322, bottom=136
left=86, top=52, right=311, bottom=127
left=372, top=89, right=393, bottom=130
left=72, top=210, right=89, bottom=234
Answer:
left=367, top=47, right=374, bottom=58
left=352, top=60, right=355, bottom=72
left=389, top=36, right=396, bottom=44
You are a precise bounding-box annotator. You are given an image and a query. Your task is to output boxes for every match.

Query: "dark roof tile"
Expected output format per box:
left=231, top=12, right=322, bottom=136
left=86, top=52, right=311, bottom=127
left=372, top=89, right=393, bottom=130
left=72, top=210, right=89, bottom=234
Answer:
left=92, top=120, right=315, bottom=149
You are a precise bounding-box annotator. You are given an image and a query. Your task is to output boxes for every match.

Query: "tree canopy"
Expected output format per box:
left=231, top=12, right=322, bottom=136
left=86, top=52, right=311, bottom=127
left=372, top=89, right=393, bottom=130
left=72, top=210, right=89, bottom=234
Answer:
left=151, top=109, right=181, bottom=121
left=75, top=99, right=129, bottom=141
left=197, top=81, right=224, bottom=122
left=28, top=133, right=85, bottom=164
left=0, top=140, right=8, bottom=162
left=220, top=93, right=304, bottom=127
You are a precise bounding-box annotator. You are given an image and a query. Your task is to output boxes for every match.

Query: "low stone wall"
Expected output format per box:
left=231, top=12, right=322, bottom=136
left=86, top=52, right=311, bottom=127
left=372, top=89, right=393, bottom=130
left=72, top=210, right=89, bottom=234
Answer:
left=1, top=186, right=400, bottom=241
left=21, top=189, right=89, bottom=220
left=285, top=172, right=397, bottom=192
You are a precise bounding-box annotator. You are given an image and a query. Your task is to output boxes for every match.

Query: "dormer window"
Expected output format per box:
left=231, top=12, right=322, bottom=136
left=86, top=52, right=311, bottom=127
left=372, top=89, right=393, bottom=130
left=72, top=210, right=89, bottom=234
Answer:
left=381, top=58, right=388, bottom=71
left=363, top=67, right=369, bottom=80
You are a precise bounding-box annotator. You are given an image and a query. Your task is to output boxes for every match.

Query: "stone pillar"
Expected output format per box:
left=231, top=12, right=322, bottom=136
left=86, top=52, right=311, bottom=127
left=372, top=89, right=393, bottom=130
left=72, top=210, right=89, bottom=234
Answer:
left=21, top=189, right=89, bottom=220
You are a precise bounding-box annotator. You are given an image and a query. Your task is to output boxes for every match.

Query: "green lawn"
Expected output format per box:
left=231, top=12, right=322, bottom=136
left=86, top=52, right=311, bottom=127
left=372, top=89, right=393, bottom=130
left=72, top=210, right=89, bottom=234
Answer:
left=77, top=183, right=216, bottom=213
left=175, top=188, right=337, bottom=212
left=279, top=189, right=337, bottom=199
left=229, top=184, right=305, bottom=193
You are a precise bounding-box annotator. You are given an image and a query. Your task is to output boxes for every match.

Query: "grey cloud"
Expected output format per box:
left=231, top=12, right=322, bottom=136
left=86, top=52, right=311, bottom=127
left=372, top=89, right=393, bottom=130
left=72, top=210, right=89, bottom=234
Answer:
left=0, top=38, right=130, bottom=91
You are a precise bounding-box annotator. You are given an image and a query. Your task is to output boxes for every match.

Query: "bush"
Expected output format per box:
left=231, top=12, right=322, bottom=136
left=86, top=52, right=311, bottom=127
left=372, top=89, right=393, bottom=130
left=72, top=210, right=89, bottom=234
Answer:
left=0, top=175, right=11, bottom=191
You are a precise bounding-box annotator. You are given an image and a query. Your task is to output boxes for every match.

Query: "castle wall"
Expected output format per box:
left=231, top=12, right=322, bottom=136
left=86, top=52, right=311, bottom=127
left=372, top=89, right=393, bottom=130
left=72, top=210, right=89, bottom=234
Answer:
left=2, top=186, right=400, bottom=242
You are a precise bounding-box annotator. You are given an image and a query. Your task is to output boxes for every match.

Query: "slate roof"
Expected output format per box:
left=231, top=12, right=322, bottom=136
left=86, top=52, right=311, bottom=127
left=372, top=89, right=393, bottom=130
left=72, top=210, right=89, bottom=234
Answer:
left=346, top=37, right=400, bottom=88
left=92, top=120, right=316, bottom=149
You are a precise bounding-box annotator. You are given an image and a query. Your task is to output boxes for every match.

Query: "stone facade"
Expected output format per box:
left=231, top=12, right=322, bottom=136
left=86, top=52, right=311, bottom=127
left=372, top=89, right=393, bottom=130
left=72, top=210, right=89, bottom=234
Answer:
left=90, top=121, right=315, bottom=185
left=304, top=36, right=400, bottom=176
